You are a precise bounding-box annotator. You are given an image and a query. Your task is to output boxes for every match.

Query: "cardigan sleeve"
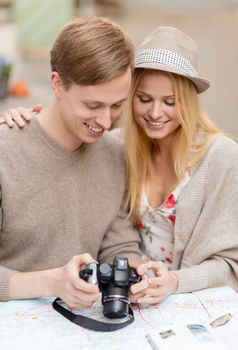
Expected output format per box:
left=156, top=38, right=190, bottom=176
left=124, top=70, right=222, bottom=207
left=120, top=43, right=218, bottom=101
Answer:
left=174, top=137, right=238, bottom=293
left=97, top=131, right=142, bottom=265
left=97, top=197, right=142, bottom=265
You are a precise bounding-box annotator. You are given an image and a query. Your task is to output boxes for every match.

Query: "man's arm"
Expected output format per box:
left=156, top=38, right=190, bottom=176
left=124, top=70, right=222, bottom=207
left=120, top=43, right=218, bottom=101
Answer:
left=1, top=254, right=100, bottom=307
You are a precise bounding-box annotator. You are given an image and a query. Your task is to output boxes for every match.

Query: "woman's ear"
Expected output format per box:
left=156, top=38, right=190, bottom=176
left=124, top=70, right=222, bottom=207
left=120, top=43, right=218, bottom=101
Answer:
left=51, top=72, right=64, bottom=97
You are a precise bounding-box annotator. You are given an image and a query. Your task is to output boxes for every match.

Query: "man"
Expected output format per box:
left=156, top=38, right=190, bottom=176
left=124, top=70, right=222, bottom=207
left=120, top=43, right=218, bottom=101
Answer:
left=0, top=17, right=141, bottom=307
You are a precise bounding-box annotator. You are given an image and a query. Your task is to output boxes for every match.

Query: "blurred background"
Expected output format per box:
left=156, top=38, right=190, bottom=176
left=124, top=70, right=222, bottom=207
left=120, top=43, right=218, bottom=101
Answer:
left=0, top=0, right=238, bottom=139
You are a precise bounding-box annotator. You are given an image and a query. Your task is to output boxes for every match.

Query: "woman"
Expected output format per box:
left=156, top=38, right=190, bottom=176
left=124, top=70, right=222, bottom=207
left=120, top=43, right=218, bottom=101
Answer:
left=2, top=26, right=238, bottom=304
left=127, top=26, right=238, bottom=304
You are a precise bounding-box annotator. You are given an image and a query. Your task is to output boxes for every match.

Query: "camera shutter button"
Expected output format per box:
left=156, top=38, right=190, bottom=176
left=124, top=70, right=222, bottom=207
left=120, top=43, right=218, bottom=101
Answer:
left=99, top=263, right=112, bottom=276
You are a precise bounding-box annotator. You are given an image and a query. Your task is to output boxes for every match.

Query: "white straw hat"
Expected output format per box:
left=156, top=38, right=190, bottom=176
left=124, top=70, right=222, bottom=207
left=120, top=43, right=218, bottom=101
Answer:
left=135, top=26, right=210, bottom=93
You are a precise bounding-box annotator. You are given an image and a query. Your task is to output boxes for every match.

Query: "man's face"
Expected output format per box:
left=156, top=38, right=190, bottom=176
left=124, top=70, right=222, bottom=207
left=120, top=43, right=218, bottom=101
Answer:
left=52, top=68, right=131, bottom=150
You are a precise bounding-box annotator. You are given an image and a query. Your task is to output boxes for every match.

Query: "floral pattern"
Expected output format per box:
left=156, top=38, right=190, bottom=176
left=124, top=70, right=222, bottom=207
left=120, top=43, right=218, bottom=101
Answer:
left=136, top=171, right=191, bottom=269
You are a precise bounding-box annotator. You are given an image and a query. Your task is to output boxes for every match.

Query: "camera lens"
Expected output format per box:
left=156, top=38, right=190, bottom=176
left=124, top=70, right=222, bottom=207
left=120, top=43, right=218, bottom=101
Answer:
left=102, top=285, right=129, bottom=319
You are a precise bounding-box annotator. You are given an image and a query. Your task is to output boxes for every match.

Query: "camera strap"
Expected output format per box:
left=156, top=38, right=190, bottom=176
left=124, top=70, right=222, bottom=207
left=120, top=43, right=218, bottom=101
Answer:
left=52, top=297, right=135, bottom=332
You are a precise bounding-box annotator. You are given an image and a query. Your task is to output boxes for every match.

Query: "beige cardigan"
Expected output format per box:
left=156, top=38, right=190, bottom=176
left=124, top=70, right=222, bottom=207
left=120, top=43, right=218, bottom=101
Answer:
left=173, top=136, right=238, bottom=293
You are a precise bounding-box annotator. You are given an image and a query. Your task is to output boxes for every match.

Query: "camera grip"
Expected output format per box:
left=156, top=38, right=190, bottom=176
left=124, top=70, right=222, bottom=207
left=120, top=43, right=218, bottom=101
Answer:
left=79, top=262, right=98, bottom=285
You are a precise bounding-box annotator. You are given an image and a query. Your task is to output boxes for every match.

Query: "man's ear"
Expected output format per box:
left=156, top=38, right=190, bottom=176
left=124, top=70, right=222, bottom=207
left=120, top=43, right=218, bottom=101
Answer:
left=51, top=72, right=64, bottom=97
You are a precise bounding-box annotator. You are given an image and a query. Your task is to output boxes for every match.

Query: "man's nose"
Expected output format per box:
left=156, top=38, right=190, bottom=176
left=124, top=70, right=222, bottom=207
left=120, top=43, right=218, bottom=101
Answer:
left=96, top=108, right=112, bottom=130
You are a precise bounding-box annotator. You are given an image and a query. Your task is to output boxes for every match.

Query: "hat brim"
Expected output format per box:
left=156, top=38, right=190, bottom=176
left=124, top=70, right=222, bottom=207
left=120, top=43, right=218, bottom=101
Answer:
left=134, top=62, right=210, bottom=94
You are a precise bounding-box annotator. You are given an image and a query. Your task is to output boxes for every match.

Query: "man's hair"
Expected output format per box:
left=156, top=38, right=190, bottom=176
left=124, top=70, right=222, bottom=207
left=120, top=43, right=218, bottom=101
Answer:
left=50, top=16, right=134, bottom=88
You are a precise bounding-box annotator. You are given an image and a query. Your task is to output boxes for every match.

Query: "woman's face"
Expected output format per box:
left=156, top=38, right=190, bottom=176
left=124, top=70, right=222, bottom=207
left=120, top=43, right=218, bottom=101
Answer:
left=133, top=70, right=181, bottom=143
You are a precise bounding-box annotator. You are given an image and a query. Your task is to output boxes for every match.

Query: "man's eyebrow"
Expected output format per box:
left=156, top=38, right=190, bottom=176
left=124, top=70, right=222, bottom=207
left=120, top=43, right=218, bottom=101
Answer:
left=113, top=98, right=128, bottom=104
left=83, top=98, right=127, bottom=105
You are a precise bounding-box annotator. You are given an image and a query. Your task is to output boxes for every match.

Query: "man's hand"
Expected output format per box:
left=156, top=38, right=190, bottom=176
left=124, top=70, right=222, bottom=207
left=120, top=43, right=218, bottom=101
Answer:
left=53, top=254, right=100, bottom=308
left=9, top=253, right=100, bottom=308
left=130, top=261, right=178, bottom=304
left=0, top=104, right=43, bottom=128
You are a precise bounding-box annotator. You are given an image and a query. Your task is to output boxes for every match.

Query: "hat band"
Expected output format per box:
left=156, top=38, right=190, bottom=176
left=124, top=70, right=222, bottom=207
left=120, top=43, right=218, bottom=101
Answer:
left=136, top=48, right=198, bottom=77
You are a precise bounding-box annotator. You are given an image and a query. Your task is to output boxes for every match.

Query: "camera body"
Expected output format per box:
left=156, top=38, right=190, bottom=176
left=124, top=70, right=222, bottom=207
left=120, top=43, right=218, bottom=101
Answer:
left=79, top=256, right=141, bottom=319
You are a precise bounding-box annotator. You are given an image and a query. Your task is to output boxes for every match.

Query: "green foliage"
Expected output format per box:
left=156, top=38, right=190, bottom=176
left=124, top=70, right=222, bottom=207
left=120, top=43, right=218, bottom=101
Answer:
left=0, top=57, right=11, bottom=76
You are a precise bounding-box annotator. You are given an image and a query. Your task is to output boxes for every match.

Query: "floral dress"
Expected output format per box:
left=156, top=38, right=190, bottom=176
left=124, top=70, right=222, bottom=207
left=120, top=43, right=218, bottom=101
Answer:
left=136, top=170, right=191, bottom=269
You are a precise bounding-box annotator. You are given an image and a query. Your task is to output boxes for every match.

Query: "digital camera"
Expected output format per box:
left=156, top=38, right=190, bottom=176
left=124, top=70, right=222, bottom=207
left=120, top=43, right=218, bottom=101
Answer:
left=79, top=256, right=141, bottom=319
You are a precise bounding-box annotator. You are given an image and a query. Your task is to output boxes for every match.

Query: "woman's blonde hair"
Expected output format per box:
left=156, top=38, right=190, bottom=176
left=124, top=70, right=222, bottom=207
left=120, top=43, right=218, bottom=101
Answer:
left=123, top=69, right=221, bottom=223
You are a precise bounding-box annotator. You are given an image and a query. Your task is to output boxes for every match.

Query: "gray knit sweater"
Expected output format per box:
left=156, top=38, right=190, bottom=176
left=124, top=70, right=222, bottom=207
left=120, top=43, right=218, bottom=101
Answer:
left=173, top=136, right=238, bottom=293
left=0, top=118, right=141, bottom=301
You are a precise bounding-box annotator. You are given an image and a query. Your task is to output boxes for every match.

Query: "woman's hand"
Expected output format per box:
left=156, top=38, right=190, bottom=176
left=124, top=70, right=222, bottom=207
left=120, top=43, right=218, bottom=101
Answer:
left=130, top=261, right=178, bottom=304
left=0, top=104, right=43, bottom=128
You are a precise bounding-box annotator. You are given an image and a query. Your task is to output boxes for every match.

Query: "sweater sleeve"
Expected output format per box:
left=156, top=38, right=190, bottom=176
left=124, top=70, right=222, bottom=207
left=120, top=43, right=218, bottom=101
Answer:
left=0, top=187, right=17, bottom=301
left=0, top=267, right=16, bottom=301
left=97, top=197, right=142, bottom=265
left=174, top=137, right=238, bottom=293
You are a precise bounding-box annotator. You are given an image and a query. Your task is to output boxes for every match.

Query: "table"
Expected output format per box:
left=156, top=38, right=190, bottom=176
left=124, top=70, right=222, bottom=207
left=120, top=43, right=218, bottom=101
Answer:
left=1, top=286, right=238, bottom=350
